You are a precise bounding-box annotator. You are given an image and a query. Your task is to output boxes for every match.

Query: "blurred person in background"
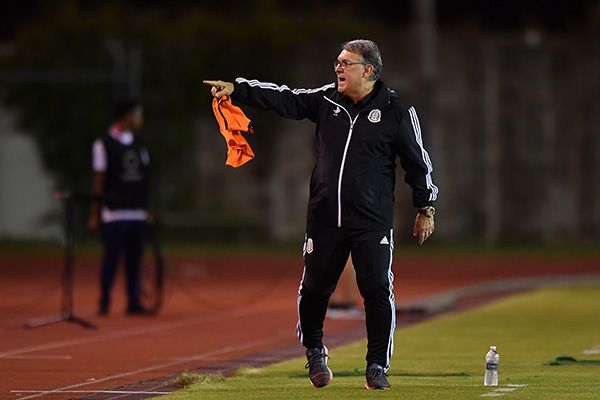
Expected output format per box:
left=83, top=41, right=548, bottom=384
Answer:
left=204, top=39, right=437, bottom=390
left=88, top=99, right=153, bottom=316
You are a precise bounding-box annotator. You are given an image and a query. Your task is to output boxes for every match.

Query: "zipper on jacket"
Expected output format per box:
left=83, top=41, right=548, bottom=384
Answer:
left=324, top=96, right=359, bottom=228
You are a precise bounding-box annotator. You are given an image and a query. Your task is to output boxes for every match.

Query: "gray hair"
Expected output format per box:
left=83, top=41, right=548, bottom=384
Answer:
left=342, top=39, right=383, bottom=81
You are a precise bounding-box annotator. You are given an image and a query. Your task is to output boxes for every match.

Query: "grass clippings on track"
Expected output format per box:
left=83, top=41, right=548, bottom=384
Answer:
left=166, top=286, right=600, bottom=400
left=170, top=373, right=225, bottom=388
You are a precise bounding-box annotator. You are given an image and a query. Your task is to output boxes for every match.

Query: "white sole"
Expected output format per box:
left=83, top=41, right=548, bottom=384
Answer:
left=310, top=367, right=333, bottom=388
left=364, top=382, right=390, bottom=390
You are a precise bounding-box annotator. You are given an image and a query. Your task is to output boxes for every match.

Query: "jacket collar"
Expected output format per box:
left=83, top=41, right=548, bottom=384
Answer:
left=108, top=124, right=135, bottom=145
left=332, top=80, right=391, bottom=112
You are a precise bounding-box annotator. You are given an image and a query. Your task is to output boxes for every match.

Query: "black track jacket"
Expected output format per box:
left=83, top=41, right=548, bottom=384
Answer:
left=231, top=78, right=438, bottom=230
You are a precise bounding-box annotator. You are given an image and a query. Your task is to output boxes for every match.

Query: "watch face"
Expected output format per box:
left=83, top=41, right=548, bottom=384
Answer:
left=421, top=207, right=435, bottom=217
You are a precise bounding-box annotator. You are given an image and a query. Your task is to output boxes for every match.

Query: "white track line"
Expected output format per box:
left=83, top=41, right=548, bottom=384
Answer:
left=11, top=333, right=290, bottom=400
left=481, top=384, right=528, bottom=397
left=582, top=345, right=600, bottom=355
left=2, top=355, right=72, bottom=360
left=0, top=304, right=286, bottom=359
left=11, top=390, right=170, bottom=395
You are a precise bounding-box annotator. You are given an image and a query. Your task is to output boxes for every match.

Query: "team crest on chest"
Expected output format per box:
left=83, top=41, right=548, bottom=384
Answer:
left=121, top=149, right=142, bottom=182
left=368, top=109, right=381, bottom=123
left=333, top=106, right=341, bottom=117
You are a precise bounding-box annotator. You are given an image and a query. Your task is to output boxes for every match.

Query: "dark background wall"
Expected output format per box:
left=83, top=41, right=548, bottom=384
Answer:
left=1, top=0, right=598, bottom=245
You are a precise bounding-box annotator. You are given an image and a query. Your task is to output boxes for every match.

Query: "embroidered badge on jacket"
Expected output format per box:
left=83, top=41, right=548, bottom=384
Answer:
left=368, top=109, right=381, bottom=123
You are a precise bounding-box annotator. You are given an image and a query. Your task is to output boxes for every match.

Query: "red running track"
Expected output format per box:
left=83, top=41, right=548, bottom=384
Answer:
left=0, top=249, right=598, bottom=399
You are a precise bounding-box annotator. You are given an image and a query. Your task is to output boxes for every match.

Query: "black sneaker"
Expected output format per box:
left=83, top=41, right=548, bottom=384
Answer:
left=365, top=363, right=390, bottom=390
left=126, top=305, right=155, bottom=316
left=305, top=346, right=333, bottom=388
left=97, top=306, right=109, bottom=317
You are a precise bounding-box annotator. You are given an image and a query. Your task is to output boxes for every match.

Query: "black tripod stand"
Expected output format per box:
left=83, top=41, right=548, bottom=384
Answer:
left=25, top=192, right=97, bottom=330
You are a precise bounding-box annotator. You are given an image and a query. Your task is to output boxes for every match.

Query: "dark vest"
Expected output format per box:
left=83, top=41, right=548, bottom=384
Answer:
left=101, top=134, right=148, bottom=210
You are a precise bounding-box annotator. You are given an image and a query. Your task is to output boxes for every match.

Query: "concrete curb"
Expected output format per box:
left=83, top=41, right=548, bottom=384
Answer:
left=396, top=273, right=600, bottom=315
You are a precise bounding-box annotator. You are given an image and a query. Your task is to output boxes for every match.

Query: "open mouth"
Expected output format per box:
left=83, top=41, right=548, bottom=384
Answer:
left=337, top=76, right=347, bottom=86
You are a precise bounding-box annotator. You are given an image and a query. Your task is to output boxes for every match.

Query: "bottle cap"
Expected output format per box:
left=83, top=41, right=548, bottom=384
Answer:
left=490, top=346, right=497, bottom=351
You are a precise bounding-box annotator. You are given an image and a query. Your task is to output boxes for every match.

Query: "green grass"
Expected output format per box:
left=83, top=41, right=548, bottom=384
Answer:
left=166, top=286, right=600, bottom=399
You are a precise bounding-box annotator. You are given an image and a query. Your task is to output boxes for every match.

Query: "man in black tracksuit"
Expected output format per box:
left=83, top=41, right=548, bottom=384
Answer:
left=204, top=39, right=438, bottom=390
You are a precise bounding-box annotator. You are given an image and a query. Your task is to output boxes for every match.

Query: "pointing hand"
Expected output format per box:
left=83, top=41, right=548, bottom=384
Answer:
left=203, top=80, right=234, bottom=98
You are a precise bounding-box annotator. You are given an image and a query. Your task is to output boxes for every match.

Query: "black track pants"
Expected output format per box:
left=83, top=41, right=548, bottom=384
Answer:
left=296, top=220, right=396, bottom=370
left=100, top=220, right=145, bottom=310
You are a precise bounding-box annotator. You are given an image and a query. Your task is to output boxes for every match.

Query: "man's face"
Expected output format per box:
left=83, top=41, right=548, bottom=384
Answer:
left=335, top=49, right=366, bottom=95
left=129, top=106, right=144, bottom=130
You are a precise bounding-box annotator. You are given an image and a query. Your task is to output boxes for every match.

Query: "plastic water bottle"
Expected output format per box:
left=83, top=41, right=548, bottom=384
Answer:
left=484, top=346, right=499, bottom=386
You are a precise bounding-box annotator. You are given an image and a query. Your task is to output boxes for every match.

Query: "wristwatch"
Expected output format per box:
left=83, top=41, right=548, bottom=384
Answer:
left=418, top=206, right=435, bottom=218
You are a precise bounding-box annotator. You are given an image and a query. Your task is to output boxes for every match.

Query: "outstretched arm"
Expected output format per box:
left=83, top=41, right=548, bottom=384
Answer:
left=204, top=78, right=333, bottom=122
